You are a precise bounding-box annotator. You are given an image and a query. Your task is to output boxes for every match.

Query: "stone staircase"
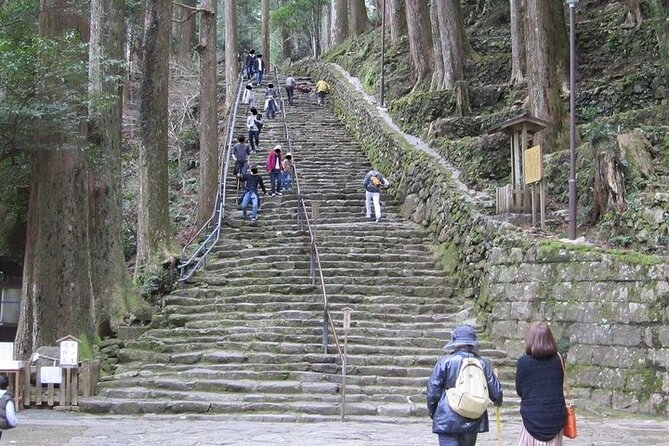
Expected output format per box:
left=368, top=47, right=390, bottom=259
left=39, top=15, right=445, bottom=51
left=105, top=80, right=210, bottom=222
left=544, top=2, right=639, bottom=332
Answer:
left=79, top=74, right=517, bottom=421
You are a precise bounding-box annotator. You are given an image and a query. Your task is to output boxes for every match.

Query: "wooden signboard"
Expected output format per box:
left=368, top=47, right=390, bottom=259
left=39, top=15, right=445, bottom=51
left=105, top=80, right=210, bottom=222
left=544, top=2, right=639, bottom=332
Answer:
left=59, top=340, right=78, bottom=368
left=524, top=145, right=543, bottom=185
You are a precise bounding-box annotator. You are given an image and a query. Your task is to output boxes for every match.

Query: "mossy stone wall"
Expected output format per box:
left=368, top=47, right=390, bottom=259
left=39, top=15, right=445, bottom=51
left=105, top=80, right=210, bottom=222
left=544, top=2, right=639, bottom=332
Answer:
left=485, top=244, right=669, bottom=415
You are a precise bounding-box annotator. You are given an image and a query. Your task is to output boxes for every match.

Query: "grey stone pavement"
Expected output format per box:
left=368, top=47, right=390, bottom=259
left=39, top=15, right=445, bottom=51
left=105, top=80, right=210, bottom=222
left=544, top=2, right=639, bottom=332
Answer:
left=3, top=409, right=668, bottom=445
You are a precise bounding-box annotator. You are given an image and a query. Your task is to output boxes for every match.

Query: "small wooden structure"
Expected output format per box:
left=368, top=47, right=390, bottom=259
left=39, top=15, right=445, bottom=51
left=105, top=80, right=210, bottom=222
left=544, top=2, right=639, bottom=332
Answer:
left=488, top=114, right=549, bottom=215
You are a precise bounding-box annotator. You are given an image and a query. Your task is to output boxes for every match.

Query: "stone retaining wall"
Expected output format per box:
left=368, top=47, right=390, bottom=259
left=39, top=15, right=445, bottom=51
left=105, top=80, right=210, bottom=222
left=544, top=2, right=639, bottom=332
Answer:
left=293, top=61, right=669, bottom=415
left=484, top=244, right=669, bottom=414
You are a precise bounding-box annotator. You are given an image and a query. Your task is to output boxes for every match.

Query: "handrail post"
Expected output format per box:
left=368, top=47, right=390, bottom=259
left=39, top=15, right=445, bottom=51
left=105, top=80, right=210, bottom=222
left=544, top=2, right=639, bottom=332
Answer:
left=341, top=307, right=352, bottom=422
left=322, top=309, right=329, bottom=355
left=310, top=243, right=316, bottom=285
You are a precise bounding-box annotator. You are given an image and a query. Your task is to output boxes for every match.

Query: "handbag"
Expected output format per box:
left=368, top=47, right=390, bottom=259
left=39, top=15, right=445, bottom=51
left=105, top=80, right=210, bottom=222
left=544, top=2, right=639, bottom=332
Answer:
left=559, top=353, right=577, bottom=439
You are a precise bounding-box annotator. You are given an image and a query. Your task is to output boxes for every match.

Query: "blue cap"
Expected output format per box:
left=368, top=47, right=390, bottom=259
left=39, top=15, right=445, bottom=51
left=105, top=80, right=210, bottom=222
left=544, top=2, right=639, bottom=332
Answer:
left=444, top=325, right=478, bottom=349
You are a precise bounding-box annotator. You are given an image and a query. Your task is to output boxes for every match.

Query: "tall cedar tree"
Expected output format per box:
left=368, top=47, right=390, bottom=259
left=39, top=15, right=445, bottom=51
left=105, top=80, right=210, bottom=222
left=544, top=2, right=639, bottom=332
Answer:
left=387, top=0, right=406, bottom=45
left=262, top=0, right=270, bottom=72
left=175, top=0, right=197, bottom=64
left=17, top=0, right=95, bottom=357
left=510, top=0, right=526, bottom=84
left=89, top=0, right=147, bottom=334
left=523, top=0, right=568, bottom=144
left=136, top=0, right=176, bottom=277
left=196, top=0, right=219, bottom=228
left=349, top=0, right=370, bottom=36
left=406, top=0, right=433, bottom=90
left=331, top=0, right=349, bottom=46
left=224, top=0, right=239, bottom=106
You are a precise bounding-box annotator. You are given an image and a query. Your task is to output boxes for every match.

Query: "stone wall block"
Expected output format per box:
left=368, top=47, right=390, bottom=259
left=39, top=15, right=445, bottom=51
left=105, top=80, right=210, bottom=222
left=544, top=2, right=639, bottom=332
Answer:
left=567, top=344, right=595, bottom=363
left=574, top=365, right=625, bottom=390
left=589, top=389, right=613, bottom=406
left=570, top=323, right=613, bottom=344
left=490, top=320, right=518, bottom=339
left=612, top=326, right=644, bottom=346
left=612, top=392, right=640, bottom=412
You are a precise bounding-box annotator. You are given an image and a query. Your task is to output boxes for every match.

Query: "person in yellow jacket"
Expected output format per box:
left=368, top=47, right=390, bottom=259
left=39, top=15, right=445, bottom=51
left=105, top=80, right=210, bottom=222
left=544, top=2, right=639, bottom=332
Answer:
left=315, top=79, right=330, bottom=106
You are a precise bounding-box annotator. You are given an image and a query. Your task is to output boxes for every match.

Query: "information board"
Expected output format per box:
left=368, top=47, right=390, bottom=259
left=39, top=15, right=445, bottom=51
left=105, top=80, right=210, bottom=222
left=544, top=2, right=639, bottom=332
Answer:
left=524, top=145, right=543, bottom=184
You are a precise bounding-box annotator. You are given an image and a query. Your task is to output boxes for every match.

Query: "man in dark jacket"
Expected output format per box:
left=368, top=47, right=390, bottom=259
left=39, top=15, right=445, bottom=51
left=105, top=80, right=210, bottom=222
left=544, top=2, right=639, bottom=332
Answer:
left=426, top=325, right=503, bottom=446
left=240, top=164, right=267, bottom=223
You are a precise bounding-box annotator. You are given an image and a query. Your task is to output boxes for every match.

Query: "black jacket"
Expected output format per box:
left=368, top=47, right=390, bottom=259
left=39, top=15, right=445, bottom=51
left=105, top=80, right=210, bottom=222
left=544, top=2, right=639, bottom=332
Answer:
left=243, top=172, right=266, bottom=195
left=426, top=350, right=503, bottom=434
left=515, top=353, right=566, bottom=441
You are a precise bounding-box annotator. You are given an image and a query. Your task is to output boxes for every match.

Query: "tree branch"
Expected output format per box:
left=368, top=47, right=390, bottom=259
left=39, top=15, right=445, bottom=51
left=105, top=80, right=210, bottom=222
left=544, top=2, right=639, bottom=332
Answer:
left=173, top=1, right=200, bottom=12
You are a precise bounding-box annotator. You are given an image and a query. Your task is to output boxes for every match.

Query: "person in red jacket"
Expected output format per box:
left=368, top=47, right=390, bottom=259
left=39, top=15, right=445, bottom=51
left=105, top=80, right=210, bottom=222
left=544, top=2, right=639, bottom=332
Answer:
left=265, top=145, right=284, bottom=196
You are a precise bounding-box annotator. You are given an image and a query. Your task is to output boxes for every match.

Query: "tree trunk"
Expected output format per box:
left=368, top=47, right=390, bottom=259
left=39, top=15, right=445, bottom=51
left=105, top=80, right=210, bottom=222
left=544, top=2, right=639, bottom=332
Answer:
left=650, top=0, right=669, bottom=59
left=626, top=0, right=643, bottom=27
left=321, top=2, right=332, bottom=52
left=262, top=0, right=270, bottom=73
left=590, top=150, right=626, bottom=224
left=510, top=0, right=526, bottom=84
left=524, top=0, right=568, bottom=142
left=430, top=1, right=444, bottom=90
left=406, top=0, right=432, bottom=90
left=16, top=0, right=95, bottom=358
left=136, top=0, right=176, bottom=277
left=349, top=0, right=370, bottom=36
left=175, top=0, right=197, bottom=64
left=89, top=0, right=146, bottom=335
left=196, top=0, right=219, bottom=228
left=332, top=0, right=349, bottom=46
left=281, top=27, right=292, bottom=62
left=313, top=0, right=323, bottom=57
left=224, top=0, right=238, bottom=106
left=442, top=0, right=466, bottom=88
left=388, top=0, right=406, bottom=45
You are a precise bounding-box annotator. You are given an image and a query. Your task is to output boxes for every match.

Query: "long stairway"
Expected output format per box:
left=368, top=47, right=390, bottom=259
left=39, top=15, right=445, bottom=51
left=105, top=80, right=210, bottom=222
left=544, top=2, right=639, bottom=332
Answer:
left=79, top=74, right=514, bottom=421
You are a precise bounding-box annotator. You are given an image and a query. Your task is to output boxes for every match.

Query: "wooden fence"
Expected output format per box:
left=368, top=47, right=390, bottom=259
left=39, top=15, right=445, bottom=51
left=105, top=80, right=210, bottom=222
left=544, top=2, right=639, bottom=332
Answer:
left=12, top=360, right=100, bottom=410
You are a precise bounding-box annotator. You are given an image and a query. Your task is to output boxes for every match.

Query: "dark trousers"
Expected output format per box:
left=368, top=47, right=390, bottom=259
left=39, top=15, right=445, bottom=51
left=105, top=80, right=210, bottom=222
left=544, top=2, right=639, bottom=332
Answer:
left=285, top=86, right=294, bottom=105
left=437, top=433, right=477, bottom=446
left=269, top=169, right=282, bottom=194
left=248, top=130, right=259, bottom=151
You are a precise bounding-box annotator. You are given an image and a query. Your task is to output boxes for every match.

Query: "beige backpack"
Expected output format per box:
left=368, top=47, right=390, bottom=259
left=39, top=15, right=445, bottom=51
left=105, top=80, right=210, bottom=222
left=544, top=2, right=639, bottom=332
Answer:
left=446, top=357, right=490, bottom=419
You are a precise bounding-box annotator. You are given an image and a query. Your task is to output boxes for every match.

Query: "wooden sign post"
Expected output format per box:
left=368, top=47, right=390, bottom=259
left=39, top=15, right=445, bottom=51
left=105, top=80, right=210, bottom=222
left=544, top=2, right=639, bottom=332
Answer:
left=524, top=145, right=546, bottom=230
left=57, top=336, right=80, bottom=409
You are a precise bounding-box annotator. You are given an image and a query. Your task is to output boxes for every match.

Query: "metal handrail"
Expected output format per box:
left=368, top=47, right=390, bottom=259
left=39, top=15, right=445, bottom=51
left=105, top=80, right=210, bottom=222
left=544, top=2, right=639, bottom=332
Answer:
left=178, top=74, right=245, bottom=281
left=274, top=67, right=347, bottom=420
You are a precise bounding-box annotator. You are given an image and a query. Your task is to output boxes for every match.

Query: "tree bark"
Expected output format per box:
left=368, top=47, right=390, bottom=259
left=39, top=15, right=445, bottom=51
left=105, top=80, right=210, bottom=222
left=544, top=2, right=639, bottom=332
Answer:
left=175, top=0, right=197, bottom=64
left=16, top=0, right=95, bottom=358
left=262, top=0, right=270, bottom=73
left=89, top=0, right=146, bottom=335
left=430, top=0, right=444, bottom=90
left=440, top=0, right=466, bottom=89
left=387, top=0, right=406, bottom=45
left=626, top=0, right=642, bottom=27
left=196, top=0, right=219, bottom=228
left=406, top=0, right=432, bottom=90
left=590, top=150, right=626, bottom=224
left=332, top=0, right=349, bottom=46
left=349, top=0, right=370, bottom=36
left=224, top=0, right=238, bottom=106
left=136, top=0, right=176, bottom=277
left=321, top=2, right=332, bottom=52
left=510, top=0, right=526, bottom=84
left=524, top=0, right=568, bottom=139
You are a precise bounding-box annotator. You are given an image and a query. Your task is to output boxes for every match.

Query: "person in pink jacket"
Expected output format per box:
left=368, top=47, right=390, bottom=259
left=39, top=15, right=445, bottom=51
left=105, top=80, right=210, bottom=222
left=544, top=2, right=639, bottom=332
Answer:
left=265, top=145, right=284, bottom=196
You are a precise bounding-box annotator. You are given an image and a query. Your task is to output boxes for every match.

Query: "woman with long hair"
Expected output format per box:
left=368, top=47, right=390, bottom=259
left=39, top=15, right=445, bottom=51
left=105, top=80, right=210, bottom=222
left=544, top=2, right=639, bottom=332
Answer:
left=515, top=322, right=567, bottom=445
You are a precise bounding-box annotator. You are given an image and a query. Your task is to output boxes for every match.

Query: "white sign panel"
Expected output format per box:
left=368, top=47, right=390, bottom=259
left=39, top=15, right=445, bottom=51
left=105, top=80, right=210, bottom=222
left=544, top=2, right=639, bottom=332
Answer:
left=40, top=366, right=62, bottom=384
left=59, top=341, right=78, bottom=367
